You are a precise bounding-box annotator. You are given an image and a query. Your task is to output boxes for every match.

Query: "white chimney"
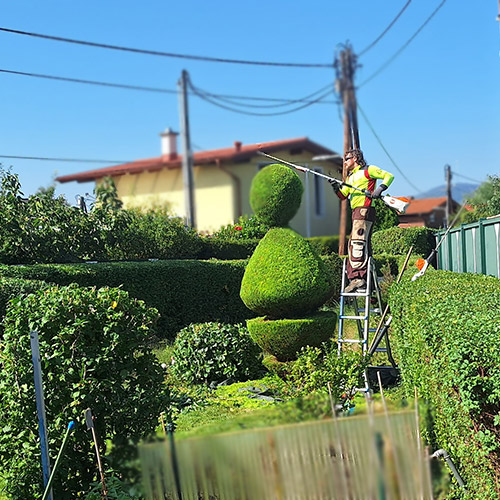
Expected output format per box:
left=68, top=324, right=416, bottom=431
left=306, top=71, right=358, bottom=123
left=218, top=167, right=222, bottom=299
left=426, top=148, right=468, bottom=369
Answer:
left=160, top=127, right=179, bottom=160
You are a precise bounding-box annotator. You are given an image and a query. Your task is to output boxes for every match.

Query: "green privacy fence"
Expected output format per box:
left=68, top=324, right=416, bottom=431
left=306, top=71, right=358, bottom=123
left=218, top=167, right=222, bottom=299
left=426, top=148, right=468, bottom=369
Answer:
left=140, top=411, right=433, bottom=500
left=436, top=215, right=500, bottom=277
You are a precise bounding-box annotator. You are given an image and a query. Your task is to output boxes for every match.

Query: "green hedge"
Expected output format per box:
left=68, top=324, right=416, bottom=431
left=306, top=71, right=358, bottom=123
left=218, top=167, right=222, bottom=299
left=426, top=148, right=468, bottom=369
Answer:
left=389, top=270, right=500, bottom=498
left=372, top=226, right=436, bottom=256
left=307, top=236, right=339, bottom=255
left=198, top=238, right=260, bottom=260
left=0, top=260, right=253, bottom=340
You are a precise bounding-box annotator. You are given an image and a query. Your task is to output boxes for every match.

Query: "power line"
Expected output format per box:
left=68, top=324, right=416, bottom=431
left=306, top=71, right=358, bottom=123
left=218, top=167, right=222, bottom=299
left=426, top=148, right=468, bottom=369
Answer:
left=0, top=67, right=337, bottom=105
left=0, top=155, right=128, bottom=164
left=451, top=171, right=484, bottom=184
left=188, top=76, right=334, bottom=116
left=0, top=27, right=333, bottom=69
left=357, top=103, right=423, bottom=193
left=358, top=0, right=448, bottom=87
left=358, top=0, right=412, bottom=57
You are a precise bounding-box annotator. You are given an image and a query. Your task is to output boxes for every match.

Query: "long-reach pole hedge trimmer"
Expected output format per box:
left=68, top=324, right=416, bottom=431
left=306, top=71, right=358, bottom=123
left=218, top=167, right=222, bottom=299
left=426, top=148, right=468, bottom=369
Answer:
left=257, top=151, right=410, bottom=214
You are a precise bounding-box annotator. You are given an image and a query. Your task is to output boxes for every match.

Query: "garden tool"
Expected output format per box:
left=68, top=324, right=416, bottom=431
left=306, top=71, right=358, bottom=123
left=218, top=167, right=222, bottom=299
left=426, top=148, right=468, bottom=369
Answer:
left=257, top=151, right=411, bottom=214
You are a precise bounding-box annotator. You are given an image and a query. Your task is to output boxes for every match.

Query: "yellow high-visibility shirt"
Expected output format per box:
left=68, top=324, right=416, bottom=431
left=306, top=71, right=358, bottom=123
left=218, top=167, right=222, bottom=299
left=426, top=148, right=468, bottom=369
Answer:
left=338, top=164, right=394, bottom=209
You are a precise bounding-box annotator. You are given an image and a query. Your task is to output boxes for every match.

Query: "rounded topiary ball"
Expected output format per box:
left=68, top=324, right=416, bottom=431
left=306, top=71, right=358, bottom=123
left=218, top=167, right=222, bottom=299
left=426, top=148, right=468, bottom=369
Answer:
left=249, top=163, right=303, bottom=227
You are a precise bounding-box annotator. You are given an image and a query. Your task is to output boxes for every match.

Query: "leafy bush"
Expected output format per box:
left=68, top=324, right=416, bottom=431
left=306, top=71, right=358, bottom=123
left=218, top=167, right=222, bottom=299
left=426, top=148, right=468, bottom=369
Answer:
left=211, top=215, right=270, bottom=240
left=249, top=164, right=303, bottom=227
left=171, top=322, right=263, bottom=385
left=307, top=235, right=340, bottom=255
left=0, top=259, right=253, bottom=340
left=0, top=284, right=170, bottom=499
left=372, top=198, right=400, bottom=232
left=389, top=270, right=500, bottom=498
left=247, top=312, right=337, bottom=361
left=285, top=344, right=367, bottom=409
left=198, top=238, right=260, bottom=260
left=240, top=228, right=334, bottom=318
left=372, top=226, right=436, bottom=257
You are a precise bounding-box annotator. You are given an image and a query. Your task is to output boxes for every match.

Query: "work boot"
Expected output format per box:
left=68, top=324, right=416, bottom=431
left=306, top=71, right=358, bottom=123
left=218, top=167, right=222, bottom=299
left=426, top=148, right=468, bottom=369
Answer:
left=344, top=278, right=367, bottom=293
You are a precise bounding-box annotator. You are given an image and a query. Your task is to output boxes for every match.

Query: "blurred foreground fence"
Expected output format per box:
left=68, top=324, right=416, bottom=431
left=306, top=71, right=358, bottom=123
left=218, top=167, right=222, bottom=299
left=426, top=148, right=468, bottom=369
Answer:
left=436, top=214, right=500, bottom=277
left=140, top=410, right=433, bottom=500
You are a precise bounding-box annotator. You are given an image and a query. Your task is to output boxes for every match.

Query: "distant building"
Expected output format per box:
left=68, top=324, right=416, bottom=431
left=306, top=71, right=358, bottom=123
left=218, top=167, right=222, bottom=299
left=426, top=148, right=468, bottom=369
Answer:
left=56, top=130, right=343, bottom=236
left=398, top=197, right=459, bottom=228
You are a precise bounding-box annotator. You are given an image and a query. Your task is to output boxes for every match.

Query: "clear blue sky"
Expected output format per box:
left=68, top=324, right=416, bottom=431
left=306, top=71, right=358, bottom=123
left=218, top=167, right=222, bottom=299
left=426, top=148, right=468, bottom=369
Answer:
left=1, top=0, right=499, bottom=207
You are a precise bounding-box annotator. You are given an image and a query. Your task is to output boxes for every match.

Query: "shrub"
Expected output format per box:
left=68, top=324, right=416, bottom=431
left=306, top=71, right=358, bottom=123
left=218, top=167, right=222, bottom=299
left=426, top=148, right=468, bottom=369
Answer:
left=0, top=259, right=253, bottom=340
left=171, top=322, right=263, bottom=385
left=307, top=235, right=340, bottom=255
left=247, top=312, right=337, bottom=361
left=0, top=284, right=170, bottom=499
left=211, top=215, right=270, bottom=240
left=372, top=226, right=436, bottom=256
left=389, top=270, right=500, bottom=498
left=240, top=228, right=335, bottom=318
left=372, top=198, right=400, bottom=232
left=198, top=238, right=260, bottom=260
left=249, top=164, right=303, bottom=227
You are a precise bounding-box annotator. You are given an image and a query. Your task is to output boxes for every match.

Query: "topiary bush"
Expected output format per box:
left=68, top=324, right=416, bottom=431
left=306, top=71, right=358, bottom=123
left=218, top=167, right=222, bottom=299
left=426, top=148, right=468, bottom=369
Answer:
left=389, top=270, right=500, bottom=498
left=249, top=164, right=303, bottom=227
left=240, top=228, right=334, bottom=318
left=247, top=312, right=337, bottom=361
left=372, top=226, right=436, bottom=257
left=0, top=284, right=170, bottom=499
left=171, top=322, right=263, bottom=385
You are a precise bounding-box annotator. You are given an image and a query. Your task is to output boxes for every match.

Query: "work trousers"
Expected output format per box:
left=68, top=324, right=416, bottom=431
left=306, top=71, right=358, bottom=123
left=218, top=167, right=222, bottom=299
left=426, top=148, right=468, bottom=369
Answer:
left=347, top=206, right=376, bottom=281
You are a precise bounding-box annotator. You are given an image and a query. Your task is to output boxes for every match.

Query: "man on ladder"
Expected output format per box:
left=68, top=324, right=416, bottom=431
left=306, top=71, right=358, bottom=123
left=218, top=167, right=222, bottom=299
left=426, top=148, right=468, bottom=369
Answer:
left=330, top=148, right=395, bottom=293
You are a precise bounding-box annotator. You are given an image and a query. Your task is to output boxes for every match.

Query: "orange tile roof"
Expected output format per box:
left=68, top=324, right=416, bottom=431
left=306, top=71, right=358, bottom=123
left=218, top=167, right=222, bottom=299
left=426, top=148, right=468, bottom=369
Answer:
left=56, top=137, right=337, bottom=184
left=404, top=197, right=448, bottom=215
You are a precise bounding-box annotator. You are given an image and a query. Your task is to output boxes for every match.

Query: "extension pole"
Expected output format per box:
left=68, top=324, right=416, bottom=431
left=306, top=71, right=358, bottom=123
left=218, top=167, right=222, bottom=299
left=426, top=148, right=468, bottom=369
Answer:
left=41, top=421, right=75, bottom=500
left=30, top=331, right=53, bottom=500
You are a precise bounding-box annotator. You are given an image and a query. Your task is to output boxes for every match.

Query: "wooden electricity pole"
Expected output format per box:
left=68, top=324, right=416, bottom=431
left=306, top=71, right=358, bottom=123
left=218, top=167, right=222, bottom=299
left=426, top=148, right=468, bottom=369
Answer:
left=335, top=44, right=360, bottom=255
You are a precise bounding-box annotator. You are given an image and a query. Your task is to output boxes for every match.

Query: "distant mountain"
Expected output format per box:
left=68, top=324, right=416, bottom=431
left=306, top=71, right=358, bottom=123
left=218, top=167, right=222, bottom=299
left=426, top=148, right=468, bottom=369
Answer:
left=412, top=182, right=479, bottom=202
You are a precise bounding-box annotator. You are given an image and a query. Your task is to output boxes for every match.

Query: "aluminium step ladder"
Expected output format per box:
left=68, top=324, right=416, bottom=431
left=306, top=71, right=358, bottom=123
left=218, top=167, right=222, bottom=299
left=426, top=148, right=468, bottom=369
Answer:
left=337, top=257, right=396, bottom=392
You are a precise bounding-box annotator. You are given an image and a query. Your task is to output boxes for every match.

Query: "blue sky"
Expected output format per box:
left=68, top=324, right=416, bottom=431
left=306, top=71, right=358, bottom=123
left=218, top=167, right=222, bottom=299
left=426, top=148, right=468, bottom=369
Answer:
left=1, top=1, right=499, bottom=207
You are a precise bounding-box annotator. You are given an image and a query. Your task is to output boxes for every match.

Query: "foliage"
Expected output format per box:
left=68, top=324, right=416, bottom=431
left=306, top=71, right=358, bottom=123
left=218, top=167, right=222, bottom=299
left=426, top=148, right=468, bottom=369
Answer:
left=284, top=343, right=367, bottom=410
left=0, top=284, right=170, bottom=499
left=246, top=312, right=337, bottom=361
left=240, top=228, right=335, bottom=318
left=372, top=198, right=400, bottom=233
left=211, top=214, right=270, bottom=240
left=460, top=175, right=500, bottom=224
left=249, top=164, right=303, bottom=227
left=0, top=259, right=253, bottom=340
left=198, top=238, right=260, bottom=260
left=307, top=235, right=340, bottom=255
left=371, top=226, right=436, bottom=257
left=171, top=322, right=263, bottom=385
left=389, top=270, right=500, bottom=498
left=93, top=176, right=123, bottom=211
left=84, top=476, right=142, bottom=500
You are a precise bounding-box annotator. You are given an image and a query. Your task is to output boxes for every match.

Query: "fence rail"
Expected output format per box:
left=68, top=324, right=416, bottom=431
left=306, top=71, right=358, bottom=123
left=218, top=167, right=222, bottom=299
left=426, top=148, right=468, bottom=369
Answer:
left=436, top=214, right=500, bottom=277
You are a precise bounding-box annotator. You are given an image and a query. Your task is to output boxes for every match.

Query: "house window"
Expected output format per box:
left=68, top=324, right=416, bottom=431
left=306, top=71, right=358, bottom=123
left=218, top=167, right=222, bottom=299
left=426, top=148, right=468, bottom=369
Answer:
left=313, top=167, right=325, bottom=217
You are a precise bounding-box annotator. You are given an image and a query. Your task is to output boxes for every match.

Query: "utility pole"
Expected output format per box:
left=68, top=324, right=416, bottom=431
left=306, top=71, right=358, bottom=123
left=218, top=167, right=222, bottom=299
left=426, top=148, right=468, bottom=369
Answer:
left=445, top=164, right=452, bottom=227
left=335, top=44, right=360, bottom=255
left=178, top=69, right=196, bottom=228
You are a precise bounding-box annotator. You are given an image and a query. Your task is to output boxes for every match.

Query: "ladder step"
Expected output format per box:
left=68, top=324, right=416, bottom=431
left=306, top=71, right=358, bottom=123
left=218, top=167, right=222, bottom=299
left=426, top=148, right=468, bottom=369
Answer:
left=375, top=347, right=388, bottom=352
left=338, top=338, right=366, bottom=344
left=357, top=308, right=382, bottom=314
left=342, top=291, right=369, bottom=297
left=340, top=315, right=368, bottom=320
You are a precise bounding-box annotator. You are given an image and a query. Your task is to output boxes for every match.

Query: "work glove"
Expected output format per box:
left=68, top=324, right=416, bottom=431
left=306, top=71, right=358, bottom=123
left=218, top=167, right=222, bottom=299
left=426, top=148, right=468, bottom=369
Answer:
left=328, top=178, right=341, bottom=193
left=372, top=183, right=388, bottom=199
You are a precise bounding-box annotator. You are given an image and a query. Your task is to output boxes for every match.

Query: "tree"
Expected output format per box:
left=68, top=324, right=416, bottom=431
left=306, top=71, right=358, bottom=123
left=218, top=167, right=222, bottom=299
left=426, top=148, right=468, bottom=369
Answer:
left=460, top=175, right=500, bottom=224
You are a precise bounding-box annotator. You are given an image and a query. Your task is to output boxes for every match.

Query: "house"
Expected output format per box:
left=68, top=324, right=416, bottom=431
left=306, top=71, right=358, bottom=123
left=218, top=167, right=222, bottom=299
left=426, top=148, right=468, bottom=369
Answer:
left=56, top=130, right=343, bottom=237
left=398, top=197, right=459, bottom=228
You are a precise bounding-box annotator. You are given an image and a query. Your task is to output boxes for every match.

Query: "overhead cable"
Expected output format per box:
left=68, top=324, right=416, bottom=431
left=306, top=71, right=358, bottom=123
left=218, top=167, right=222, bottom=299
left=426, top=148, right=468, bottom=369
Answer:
left=358, top=0, right=448, bottom=87
left=357, top=103, right=423, bottom=193
left=358, top=0, right=412, bottom=57
left=0, top=67, right=337, bottom=105
left=188, top=76, right=334, bottom=117
left=451, top=171, right=484, bottom=184
left=0, top=155, right=128, bottom=164
left=0, top=27, right=333, bottom=69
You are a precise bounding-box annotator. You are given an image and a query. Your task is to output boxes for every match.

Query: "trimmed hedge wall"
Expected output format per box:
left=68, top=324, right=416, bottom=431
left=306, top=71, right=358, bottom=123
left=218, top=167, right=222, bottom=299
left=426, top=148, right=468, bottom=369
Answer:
left=372, top=226, right=436, bottom=256
left=389, top=270, right=500, bottom=498
left=0, top=260, right=253, bottom=340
